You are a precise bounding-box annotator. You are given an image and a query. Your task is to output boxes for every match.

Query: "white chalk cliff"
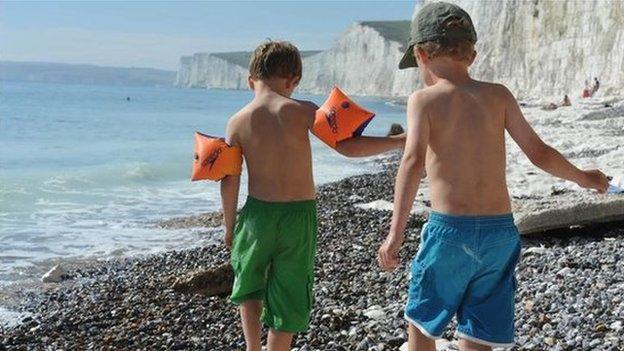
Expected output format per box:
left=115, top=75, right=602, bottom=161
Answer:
left=175, top=53, right=247, bottom=90
left=297, top=22, right=420, bottom=97
left=431, top=0, right=624, bottom=98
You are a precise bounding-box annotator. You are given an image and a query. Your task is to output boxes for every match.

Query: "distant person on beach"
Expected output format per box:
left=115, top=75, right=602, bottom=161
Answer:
left=582, top=78, right=600, bottom=98
left=592, top=77, right=600, bottom=95
left=379, top=3, right=609, bottom=351
left=542, top=94, right=571, bottom=110
left=220, top=41, right=405, bottom=351
left=582, top=79, right=591, bottom=98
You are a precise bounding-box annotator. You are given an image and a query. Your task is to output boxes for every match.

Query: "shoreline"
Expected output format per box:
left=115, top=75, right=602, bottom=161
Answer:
left=2, top=154, right=624, bottom=350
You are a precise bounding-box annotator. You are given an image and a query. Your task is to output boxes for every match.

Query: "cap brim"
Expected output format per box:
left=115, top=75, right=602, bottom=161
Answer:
left=398, top=43, right=417, bottom=69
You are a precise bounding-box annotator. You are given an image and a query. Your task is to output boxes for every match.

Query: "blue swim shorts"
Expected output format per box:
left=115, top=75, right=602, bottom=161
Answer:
left=404, top=211, right=521, bottom=348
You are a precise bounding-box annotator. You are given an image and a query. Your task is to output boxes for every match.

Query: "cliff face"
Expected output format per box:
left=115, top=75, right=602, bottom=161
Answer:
left=432, top=0, right=624, bottom=98
left=176, top=22, right=419, bottom=97
left=175, top=53, right=247, bottom=90
left=298, top=22, right=420, bottom=96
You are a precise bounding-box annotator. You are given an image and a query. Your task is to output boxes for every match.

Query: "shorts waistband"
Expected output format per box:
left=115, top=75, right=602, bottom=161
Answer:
left=244, top=196, right=316, bottom=211
left=428, top=211, right=515, bottom=228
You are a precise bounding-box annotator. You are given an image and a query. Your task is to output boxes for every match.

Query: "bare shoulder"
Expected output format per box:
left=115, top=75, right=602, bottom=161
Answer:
left=228, top=104, right=251, bottom=127
left=407, top=87, right=441, bottom=114
left=293, top=98, right=319, bottom=112
left=283, top=98, right=318, bottom=127
left=407, top=89, right=427, bottom=107
left=225, top=104, right=252, bottom=145
left=475, top=80, right=515, bottom=103
left=291, top=98, right=318, bottom=116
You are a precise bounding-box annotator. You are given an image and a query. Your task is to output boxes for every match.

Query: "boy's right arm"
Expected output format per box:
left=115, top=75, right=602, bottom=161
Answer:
left=220, top=117, right=241, bottom=249
left=502, top=86, right=609, bottom=193
left=378, top=92, right=429, bottom=271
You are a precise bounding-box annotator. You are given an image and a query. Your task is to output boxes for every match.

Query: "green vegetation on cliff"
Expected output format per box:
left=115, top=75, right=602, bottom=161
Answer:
left=213, top=50, right=322, bottom=68
left=360, top=20, right=411, bottom=47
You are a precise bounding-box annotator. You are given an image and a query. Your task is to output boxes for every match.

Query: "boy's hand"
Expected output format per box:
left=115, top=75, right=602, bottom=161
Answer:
left=378, top=234, right=403, bottom=271
left=392, top=132, right=407, bottom=150
left=577, top=169, right=609, bottom=193
left=224, top=230, right=233, bottom=249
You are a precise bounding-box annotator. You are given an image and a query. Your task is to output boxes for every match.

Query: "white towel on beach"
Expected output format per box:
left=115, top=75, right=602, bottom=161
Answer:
left=608, top=175, right=624, bottom=194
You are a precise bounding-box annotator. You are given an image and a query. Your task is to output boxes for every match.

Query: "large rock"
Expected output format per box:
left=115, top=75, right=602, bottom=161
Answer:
left=41, top=264, right=65, bottom=283
left=387, top=123, right=405, bottom=136
left=513, top=193, right=624, bottom=234
left=172, top=263, right=234, bottom=296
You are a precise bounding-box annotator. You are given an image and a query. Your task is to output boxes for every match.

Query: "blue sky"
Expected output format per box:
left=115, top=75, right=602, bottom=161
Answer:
left=0, top=1, right=416, bottom=70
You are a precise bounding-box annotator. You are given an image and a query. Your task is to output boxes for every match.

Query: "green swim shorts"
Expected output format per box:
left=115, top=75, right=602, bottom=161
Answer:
left=230, top=196, right=317, bottom=333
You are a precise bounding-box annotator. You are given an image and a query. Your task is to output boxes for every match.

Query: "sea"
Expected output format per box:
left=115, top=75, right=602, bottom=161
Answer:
left=0, top=81, right=406, bottom=285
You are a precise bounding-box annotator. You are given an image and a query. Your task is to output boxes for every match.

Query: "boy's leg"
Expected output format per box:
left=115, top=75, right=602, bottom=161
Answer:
left=455, top=223, right=520, bottom=349
left=407, top=323, right=436, bottom=351
left=230, top=198, right=280, bottom=351
left=267, top=329, right=294, bottom=351
left=458, top=339, right=492, bottom=351
left=262, top=201, right=317, bottom=338
left=240, top=300, right=263, bottom=351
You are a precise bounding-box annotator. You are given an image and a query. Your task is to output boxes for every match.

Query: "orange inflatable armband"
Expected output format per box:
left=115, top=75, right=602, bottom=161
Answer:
left=191, top=132, right=243, bottom=181
left=313, top=87, right=375, bottom=148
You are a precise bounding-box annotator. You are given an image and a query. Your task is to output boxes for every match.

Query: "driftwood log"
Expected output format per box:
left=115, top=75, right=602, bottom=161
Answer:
left=172, top=263, right=234, bottom=297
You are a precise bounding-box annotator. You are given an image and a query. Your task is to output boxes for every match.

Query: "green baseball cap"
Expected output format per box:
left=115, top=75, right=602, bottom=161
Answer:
left=399, top=1, right=477, bottom=69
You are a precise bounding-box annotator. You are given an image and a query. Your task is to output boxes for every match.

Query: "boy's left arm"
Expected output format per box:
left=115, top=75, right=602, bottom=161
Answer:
left=378, top=92, right=429, bottom=271
left=220, top=119, right=241, bottom=249
left=335, top=134, right=406, bottom=157
left=302, top=98, right=406, bottom=157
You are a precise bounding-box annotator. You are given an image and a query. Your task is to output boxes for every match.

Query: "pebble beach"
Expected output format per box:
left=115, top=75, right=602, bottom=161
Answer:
left=1, top=152, right=623, bottom=350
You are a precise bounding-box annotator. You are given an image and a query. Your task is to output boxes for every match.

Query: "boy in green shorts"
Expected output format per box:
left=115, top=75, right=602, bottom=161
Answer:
left=220, top=41, right=404, bottom=351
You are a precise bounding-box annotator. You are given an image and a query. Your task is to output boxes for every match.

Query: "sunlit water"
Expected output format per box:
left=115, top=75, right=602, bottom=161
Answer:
left=0, top=81, right=406, bottom=284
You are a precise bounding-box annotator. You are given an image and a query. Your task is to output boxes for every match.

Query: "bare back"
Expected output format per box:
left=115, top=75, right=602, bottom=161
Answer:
left=423, top=80, right=511, bottom=214
left=227, top=91, right=316, bottom=201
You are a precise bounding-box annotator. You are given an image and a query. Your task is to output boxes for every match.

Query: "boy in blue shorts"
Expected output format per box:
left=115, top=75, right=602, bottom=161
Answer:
left=377, top=2, right=609, bottom=350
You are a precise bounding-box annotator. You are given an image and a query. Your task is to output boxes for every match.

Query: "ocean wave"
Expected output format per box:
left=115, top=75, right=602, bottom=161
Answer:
left=122, top=162, right=171, bottom=181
